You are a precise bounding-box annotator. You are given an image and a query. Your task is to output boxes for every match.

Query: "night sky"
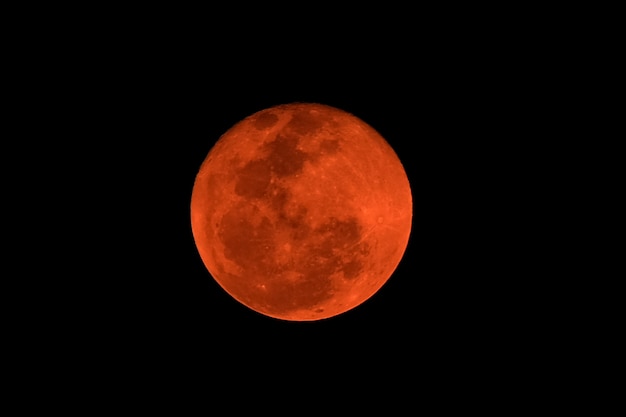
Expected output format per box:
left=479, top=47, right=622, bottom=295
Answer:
left=123, top=68, right=519, bottom=371
left=66, top=17, right=550, bottom=399
left=13, top=2, right=584, bottom=410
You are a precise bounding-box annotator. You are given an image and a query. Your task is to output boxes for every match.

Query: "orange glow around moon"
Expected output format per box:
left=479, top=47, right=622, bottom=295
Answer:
left=191, top=103, right=412, bottom=321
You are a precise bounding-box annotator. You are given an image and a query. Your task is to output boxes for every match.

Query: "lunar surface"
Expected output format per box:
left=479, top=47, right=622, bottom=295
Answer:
left=191, top=103, right=412, bottom=321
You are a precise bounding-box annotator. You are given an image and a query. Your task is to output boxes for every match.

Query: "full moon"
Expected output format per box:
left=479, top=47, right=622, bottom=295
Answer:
left=191, top=103, right=412, bottom=321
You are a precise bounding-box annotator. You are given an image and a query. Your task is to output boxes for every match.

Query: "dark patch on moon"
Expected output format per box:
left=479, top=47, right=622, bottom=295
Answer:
left=218, top=205, right=275, bottom=274
left=264, top=183, right=312, bottom=240
left=233, top=130, right=309, bottom=199
left=234, top=159, right=271, bottom=199
left=319, top=139, right=340, bottom=155
left=252, top=111, right=279, bottom=130
left=267, top=183, right=290, bottom=212
left=262, top=133, right=309, bottom=177
left=260, top=273, right=334, bottom=315
left=281, top=202, right=309, bottom=230
left=297, top=216, right=368, bottom=286
left=317, top=217, right=362, bottom=248
left=211, top=248, right=227, bottom=275
left=234, top=116, right=341, bottom=199
left=341, top=259, right=363, bottom=280
left=285, top=109, right=326, bottom=135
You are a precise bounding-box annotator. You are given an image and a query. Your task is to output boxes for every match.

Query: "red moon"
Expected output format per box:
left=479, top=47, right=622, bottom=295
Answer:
left=191, top=103, right=412, bottom=321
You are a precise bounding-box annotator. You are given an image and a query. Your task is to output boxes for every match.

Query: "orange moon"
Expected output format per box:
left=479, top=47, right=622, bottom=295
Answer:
left=191, top=103, right=412, bottom=321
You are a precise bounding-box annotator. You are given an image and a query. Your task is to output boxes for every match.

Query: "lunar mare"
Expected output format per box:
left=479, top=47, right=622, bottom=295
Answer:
left=191, top=103, right=412, bottom=321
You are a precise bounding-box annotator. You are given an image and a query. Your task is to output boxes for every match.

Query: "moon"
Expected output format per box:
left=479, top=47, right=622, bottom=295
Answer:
left=191, top=103, right=412, bottom=321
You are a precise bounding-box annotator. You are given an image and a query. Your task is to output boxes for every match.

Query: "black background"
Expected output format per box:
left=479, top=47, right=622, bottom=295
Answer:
left=99, top=52, right=535, bottom=376
left=29, top=7, right=572, bottom=404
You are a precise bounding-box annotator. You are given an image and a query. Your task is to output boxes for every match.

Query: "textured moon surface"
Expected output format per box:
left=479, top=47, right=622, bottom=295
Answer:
left=191, top=103, right=412, bottom=321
